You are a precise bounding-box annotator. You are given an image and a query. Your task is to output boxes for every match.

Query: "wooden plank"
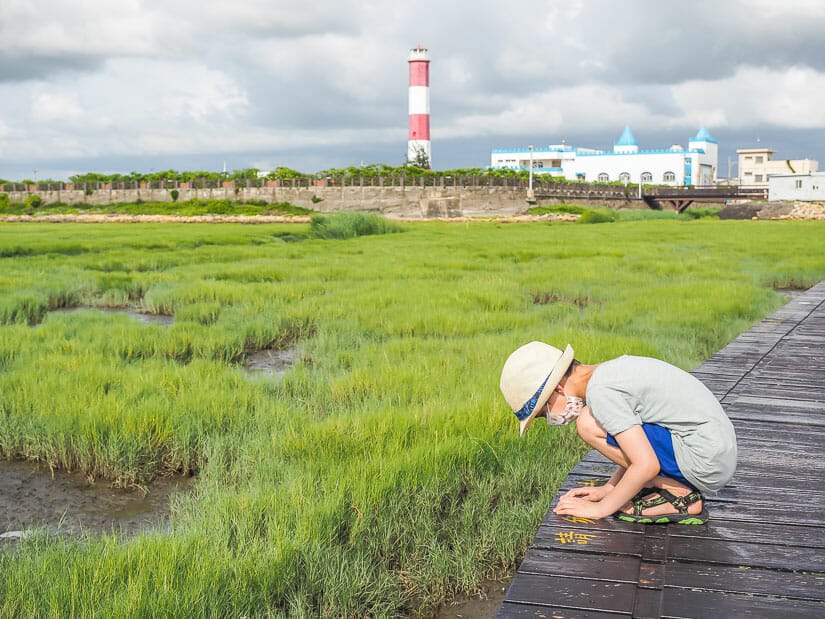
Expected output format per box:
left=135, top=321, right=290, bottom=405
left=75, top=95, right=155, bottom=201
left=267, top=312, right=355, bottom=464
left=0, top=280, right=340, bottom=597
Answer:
left=718, top=468, right=824, bottom=492
left=501, top=574, right=636, bottom=615
left=700, top=500, right=824, bottom=526
left=668, top=536, right=825, bottom=572
left=662, top=561, right=825, bottom=601
left=532, top=524, right=643, bottom=557
left=661, top=587, right=825, bottom=618
left=496, top=602, right=627, bottom=618
left=517, top=548, right=640, bottom=582
left=673, top=519, right=825, bottom=549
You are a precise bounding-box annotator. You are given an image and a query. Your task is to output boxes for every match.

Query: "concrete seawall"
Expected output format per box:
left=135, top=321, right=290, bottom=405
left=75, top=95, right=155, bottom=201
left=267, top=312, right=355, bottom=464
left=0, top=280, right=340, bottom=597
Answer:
left=2, top=186, right=639, bottom=219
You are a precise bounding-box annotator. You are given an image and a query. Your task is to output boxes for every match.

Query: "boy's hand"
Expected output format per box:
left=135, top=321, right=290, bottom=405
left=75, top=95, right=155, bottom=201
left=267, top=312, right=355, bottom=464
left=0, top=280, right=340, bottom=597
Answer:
left=562, top=484, right=613, bottom=502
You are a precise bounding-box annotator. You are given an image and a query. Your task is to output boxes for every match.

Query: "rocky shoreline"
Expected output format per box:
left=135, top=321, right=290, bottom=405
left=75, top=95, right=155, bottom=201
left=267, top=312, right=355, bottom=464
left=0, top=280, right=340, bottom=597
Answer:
left=0, top=202, right=823, bottom=224
left=0, top=212, right=578, bottom=224
left=718, top=201, right=825, bottom=220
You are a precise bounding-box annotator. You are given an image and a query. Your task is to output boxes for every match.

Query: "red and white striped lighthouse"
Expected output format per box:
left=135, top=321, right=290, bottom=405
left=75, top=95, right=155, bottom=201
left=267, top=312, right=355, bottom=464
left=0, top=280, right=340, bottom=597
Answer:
left=407, top=45, right=431, bottom=168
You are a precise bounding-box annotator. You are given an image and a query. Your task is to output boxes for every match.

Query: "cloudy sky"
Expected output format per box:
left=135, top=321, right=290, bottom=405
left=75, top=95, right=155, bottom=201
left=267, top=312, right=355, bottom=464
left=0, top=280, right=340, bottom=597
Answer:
left=1, top=0, right=824, bottom=181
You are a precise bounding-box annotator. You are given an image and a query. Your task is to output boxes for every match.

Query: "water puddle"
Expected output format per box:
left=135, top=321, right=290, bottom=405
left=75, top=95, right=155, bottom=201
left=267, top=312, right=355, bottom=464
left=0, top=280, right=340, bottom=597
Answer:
left=243, top=347, right=297, bottom=378
left=0, top=460, right=192, bottom=543
left=776, top=288, right=806, bottom=301
left=434, top=577, right=511, bottom=619
left=49, top=307, right=174, bottom=326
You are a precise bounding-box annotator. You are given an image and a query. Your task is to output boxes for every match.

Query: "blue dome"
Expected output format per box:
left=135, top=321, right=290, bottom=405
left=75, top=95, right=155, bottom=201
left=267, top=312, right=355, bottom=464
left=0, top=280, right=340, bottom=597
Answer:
left=690, top=126, right=717, bottom=144
left=614, top=126, right=638, bottom=146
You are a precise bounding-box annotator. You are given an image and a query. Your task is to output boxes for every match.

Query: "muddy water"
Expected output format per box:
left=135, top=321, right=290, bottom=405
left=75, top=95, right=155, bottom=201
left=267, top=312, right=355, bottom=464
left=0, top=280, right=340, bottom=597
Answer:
left=434, top=577, right=511, bottom=619
left=243, top=347, right=297, bottom=378
left=49, top=307, right=174, bottom=326
left=0, top=460, right=192, bottom=543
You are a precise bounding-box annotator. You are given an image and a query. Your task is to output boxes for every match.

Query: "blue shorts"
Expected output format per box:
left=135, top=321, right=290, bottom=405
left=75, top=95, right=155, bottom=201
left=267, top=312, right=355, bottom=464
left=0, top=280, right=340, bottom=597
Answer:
left=606, top=423, right=694, bottom=488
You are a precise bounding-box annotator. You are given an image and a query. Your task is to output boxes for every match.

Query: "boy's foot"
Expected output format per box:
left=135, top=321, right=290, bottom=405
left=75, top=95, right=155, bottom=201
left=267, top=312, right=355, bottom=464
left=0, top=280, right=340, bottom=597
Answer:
left=615, top=488, right=707, bottom=525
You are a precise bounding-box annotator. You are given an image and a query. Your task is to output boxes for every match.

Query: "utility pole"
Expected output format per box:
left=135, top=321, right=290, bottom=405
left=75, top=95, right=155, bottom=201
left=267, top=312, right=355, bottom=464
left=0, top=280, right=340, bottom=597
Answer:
left=727, top=157, right=738, bottom=185
left=527, top=145, right=536, bottom=204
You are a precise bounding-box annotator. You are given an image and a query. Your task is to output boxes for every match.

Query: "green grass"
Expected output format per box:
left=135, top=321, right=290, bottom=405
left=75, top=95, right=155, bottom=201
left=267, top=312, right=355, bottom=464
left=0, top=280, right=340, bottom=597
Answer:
left=0, top=198, right=312, bottom=217
left=309, top=212, right=406, bottom=239
left=1, top=219, right=824, bottom=616
left=527, top=204, right=721, bottom=221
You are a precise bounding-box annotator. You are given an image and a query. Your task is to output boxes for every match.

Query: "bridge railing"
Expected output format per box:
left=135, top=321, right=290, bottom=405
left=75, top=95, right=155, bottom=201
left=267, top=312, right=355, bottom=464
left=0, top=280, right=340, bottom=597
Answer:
left=645, top=185, right=768, bottom=199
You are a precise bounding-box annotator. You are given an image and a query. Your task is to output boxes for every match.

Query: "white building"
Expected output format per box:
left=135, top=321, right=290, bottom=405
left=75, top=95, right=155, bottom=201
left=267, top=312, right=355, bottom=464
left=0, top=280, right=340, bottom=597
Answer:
left=769, top=172, right=825, bottom=201
left=491, top=127, right=718, bottom=186
left=737, top=148, right=818, bottom=187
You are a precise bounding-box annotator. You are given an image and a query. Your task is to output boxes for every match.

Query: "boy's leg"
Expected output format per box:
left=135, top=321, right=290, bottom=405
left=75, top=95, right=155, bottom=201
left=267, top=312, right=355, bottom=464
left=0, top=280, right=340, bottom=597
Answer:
left=575, top=406, right=631, bottom=469
left=576, top=409, right=703, bottom=517
left=610, top=424, right=704, bottom=517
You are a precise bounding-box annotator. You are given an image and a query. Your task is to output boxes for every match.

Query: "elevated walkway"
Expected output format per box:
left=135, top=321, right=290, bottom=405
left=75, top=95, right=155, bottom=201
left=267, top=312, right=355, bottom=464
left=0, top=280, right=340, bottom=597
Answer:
left=497, top=282, right=825, bottom=618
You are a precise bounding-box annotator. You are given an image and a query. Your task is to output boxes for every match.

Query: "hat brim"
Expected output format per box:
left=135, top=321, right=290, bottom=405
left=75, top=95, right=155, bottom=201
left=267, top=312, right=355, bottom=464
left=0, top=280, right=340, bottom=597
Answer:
left=518, top=344, right=574, bottom=437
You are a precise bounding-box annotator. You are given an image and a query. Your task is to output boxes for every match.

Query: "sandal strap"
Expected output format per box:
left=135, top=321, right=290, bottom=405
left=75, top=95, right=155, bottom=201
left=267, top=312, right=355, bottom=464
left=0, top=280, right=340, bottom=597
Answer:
left=631, top=493, right=668, bottom=516
left=658, top=489, right=702, bottom=514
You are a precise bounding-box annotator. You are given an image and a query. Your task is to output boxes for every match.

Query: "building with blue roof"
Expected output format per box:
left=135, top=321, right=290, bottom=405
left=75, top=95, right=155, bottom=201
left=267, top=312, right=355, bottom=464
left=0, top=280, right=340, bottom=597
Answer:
left=490, top=127, right=718, bottom=186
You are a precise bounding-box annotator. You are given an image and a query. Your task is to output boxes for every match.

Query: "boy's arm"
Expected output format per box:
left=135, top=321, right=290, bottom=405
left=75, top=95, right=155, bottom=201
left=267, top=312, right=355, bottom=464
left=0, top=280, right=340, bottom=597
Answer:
left=556, top=424, right=660, bottom=518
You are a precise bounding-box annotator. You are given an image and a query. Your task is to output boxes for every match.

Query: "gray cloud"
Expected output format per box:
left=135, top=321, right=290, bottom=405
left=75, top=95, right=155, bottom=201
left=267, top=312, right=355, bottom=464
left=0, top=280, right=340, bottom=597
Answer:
left=0, top=52, right=104, bottom=82
left=1, top=0, right=824, bottom=179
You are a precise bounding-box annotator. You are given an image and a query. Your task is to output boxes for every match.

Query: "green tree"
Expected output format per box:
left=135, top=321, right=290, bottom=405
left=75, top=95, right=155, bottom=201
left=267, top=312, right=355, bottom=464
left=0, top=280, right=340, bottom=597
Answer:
left=406, top=145, right=431, bottom=170
left=24, top=194, right=42, bottom=209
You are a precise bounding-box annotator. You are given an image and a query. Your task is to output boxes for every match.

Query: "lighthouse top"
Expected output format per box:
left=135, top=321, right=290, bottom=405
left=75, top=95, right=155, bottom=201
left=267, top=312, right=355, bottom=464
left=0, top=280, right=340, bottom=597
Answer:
left=408, top=46, right=429, bottom=62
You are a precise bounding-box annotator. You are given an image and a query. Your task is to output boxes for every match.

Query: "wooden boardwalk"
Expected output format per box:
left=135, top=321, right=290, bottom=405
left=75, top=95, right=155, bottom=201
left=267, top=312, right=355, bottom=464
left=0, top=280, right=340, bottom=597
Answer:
left=497, top=282, right=825, bottom=618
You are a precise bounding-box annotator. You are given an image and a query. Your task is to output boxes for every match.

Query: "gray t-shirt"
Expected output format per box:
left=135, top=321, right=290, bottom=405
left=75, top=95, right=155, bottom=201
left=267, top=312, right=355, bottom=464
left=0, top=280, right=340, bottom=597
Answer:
left=586, top=355, right=737, bottom=494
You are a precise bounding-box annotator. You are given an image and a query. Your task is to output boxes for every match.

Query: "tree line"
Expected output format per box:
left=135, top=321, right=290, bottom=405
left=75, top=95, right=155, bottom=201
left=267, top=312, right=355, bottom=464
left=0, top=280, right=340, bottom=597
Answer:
left=1, top=165, right=539, bottom=187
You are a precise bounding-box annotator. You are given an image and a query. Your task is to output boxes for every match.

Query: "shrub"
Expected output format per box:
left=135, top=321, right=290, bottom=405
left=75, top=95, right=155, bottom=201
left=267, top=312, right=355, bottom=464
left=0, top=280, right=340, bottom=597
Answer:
left=311, top=194, right=324, bottom=204
left=528, top=204, right=587, bottom=216
left=680, top=207, right=720, bottom=220
left=24, top=194, right=43, bottom=210
left=308, top=212, right=405, bottom=239
left=266, top=202, right=313, bottom=216
left=170, top=189, right=180, bottom=202
left=578, top=209, right=616, bottom=224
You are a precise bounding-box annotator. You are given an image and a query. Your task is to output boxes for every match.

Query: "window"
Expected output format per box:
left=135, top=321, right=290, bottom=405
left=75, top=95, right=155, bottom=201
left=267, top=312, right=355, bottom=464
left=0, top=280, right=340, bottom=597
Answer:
left=598, top=173, right=609, bottom=182
left=663, top=171, right=676, bottom=182
left=619, top=172, right=631, bottom=182
left=744, top=156, right=753, bottom=161
left=755, top=175, right=764, bottom=182
left=755, top=156, right=764, bottom=163
left=795, top=179, right=803, bottom=189
left=640, top=172, right=653, bottom=182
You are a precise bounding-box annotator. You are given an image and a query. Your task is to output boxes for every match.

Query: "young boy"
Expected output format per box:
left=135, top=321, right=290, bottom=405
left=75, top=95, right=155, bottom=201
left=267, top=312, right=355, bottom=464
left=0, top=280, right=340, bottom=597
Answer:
left=499, top=341, right=737, bottom=524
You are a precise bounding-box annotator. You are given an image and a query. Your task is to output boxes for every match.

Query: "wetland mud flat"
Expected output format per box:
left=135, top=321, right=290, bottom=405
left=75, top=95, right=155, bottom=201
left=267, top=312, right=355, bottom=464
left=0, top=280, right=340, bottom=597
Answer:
left=1, top=460, right=192, bottom=542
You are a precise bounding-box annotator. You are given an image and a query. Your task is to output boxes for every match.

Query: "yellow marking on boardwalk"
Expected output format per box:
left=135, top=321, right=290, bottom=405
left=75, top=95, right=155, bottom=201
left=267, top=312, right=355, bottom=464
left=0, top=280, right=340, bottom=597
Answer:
left=555, top=530, right=597, bottom=545
left=562, top=516, right=595, bottom=524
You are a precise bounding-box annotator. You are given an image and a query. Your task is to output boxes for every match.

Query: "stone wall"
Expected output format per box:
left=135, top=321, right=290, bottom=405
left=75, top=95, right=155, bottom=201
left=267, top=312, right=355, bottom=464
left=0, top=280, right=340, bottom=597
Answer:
left=2, top=185, right=642, bottom=219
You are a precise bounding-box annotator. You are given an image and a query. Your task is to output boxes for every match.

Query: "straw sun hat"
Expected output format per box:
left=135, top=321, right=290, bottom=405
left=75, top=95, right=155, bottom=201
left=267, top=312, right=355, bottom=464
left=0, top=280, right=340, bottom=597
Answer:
left=499, top=341, right=575, bottom=436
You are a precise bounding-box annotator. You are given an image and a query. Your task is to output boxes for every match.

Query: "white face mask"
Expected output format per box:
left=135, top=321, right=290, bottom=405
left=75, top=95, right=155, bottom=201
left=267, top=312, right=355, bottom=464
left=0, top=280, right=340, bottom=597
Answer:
left=547, top=396, right=585, bottom=426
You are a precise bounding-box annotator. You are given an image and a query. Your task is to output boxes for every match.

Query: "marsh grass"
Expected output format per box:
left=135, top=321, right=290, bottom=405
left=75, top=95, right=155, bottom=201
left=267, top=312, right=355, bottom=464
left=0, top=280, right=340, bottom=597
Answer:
left=528, top=204, right=721, bottom=222
left=308, top=212, right=406, bottom=239
left=0, top=198, right=313, bottom=217
left=0, top=219, right=824, bottom=616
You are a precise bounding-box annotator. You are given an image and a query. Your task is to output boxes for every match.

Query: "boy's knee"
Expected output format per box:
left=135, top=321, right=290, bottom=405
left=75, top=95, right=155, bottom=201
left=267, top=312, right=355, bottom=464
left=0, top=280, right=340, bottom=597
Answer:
left=576, top=407, right=606, bottom=446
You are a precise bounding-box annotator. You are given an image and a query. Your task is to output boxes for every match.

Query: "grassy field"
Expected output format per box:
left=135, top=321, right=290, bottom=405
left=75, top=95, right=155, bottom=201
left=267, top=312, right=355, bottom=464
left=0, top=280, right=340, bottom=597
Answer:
left=1, top=217, right=824, bottom=617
